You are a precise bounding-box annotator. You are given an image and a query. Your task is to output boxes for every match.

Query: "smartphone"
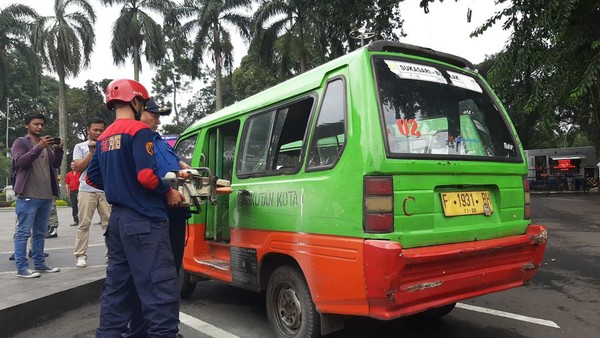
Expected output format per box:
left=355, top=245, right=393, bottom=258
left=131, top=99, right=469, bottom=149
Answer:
left=51, top=137, right=61, bottom=145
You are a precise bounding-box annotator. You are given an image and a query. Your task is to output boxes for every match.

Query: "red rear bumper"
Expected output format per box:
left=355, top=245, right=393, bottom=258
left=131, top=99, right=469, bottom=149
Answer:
left=363, top=224, right=547, bottom=320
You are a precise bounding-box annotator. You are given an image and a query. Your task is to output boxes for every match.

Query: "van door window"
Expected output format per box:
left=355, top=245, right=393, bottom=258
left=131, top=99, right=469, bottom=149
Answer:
left=307, top=78, right=347, bottom=170
left=206, top=121, right=240, bottom=242
left=174, top=135, right=197, bottom=165
left=238, top=97, right=314, bottom=176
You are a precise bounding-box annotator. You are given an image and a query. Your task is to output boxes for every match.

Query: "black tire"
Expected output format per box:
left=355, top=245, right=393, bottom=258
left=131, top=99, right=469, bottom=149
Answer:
left=416, top=302, right=456, bottom=319
left=266, top=265, right=320, bottom=338
left=179, top=270, right=196, bottom=299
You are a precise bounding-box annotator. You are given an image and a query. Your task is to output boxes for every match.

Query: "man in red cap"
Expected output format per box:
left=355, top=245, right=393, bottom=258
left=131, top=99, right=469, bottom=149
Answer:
left=86, top=79, right=184, bottom=337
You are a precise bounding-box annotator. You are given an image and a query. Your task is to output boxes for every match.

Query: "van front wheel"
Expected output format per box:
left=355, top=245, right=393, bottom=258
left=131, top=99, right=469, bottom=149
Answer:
left=266, top=265, right=320, bottom=338
left=179, top=270, right=196, bottom=299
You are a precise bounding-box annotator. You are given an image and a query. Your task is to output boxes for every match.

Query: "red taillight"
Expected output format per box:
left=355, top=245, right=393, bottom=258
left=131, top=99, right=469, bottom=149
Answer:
left=364, top=176, right=394, bottom=233
left=365, top=177, right=393, bottom=195
left=523, top=176, right=531, bottom=219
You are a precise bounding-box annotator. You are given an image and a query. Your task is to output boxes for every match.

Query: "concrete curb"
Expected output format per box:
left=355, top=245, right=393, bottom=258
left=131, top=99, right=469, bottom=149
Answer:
left=0, top=274, right=105, bottom=337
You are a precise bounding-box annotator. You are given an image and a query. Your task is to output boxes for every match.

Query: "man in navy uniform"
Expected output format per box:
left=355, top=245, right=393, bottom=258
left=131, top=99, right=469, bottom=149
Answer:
left=87, top=79, right=184, bottom=337
left=141, top=98, right=191, bottom=273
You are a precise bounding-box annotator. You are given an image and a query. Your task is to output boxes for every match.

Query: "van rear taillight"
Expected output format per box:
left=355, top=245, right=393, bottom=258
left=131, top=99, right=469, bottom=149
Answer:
left=523, top=176, right=531, bottom=219
left=364, top=176, right=394, bottom=233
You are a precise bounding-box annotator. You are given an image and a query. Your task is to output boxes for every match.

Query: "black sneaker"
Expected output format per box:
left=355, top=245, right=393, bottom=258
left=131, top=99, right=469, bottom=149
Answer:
left=9, top=253, right=15, bottom=261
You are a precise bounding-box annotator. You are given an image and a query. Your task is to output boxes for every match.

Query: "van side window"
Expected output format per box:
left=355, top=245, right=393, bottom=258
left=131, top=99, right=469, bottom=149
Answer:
left=174, top=135, right=197, bottom=165
left=239, top=111, right=275, bottom=174
left=238, top=98, right=314, bottom=176
left=307, top=79, right=346, bottom=170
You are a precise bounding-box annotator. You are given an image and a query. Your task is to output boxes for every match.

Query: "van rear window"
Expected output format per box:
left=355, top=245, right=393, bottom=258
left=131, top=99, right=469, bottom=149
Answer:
left=373, top=57, right=519, bottom=160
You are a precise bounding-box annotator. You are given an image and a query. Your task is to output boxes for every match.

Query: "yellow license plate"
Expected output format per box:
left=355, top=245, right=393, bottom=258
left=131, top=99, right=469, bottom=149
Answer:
left=441, top=191, right=494, bottom=217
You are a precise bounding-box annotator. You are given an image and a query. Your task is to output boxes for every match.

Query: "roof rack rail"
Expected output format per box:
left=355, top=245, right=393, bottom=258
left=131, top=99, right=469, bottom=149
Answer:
left=367, top=40, right=474, bottom=69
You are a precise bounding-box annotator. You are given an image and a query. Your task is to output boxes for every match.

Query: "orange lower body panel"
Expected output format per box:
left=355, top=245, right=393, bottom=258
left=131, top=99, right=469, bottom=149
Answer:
left=182, top=223, right=547, bottom=320
left=363, top=224, right=547, bottom=319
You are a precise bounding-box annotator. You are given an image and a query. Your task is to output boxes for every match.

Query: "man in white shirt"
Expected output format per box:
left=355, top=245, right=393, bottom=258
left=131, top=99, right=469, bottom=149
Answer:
left=73, top=118, right=111, bottom=268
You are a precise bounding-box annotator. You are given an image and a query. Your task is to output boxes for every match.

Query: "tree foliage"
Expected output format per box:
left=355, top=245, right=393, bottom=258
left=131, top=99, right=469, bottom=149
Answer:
left=0, top=50, right=112, bottom=182
left=0, top=4, right=40, bottom=109
left=151, top=16, right=194, bottom=124
left=253, top=0, right=327, bottom=75
left=471, top=0, right=600, bottom=154
left=32, top=0, right=96, bottom=176
left=232, top=45, right=280, bottom=100
left=6, top=0, right=600, bottom=164
left=178, top=0, right=252, bottom=110
left=99, top=0, right=173, bottom=81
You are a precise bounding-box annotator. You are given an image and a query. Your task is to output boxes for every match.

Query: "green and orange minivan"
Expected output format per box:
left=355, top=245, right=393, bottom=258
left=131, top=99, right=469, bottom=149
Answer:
left=174, top=41, right=547, bottom=338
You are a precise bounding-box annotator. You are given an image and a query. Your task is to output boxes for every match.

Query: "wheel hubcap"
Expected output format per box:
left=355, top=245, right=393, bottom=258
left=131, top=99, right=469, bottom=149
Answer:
left=276, top=284, right=302, bottom=333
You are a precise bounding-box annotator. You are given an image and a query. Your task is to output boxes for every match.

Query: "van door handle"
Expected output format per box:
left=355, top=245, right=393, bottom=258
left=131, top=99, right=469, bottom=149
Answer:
left=238, top=189, right=251, bottom=207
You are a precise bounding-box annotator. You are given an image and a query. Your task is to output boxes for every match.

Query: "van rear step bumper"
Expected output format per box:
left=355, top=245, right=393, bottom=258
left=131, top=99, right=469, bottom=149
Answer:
left=363, top=224, right=547, bottom=320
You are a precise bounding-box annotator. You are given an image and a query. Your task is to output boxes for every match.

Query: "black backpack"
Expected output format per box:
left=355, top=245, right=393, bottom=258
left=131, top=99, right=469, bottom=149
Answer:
left=11, top=137, right=32, bottom=186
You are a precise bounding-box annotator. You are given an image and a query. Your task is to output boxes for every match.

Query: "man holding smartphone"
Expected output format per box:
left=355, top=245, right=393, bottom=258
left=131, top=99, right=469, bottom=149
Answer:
left=11, top=113, right=63, bottom=278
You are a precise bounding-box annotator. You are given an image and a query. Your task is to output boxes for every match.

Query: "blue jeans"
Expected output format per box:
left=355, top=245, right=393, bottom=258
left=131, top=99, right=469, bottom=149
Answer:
left=14, top=197, right=52, bottom=271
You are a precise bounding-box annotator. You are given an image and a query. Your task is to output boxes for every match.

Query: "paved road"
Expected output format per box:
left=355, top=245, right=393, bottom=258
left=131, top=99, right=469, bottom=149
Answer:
left=7, top=194, right=600, bottom=337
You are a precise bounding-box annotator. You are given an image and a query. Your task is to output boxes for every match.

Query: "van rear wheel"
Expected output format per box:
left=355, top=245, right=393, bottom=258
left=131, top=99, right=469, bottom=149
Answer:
left=266, top=265, right=320, bottom=338
left=179, top=270, right=196, bottom=299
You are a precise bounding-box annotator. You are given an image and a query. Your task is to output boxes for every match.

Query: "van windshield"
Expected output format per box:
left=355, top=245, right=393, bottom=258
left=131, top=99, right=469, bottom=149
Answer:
left=373, top=57, right=519, bottom=160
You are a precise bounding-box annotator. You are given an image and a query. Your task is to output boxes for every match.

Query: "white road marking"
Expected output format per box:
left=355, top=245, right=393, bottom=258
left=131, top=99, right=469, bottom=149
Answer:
left=180, top=311, right=240, bottom=338
left=457, top=302, right=560, bottom=328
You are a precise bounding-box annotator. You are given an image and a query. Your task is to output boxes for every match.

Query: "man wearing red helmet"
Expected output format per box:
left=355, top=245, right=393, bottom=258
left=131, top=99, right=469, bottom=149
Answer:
left=86, top=79, right=184, bottom=337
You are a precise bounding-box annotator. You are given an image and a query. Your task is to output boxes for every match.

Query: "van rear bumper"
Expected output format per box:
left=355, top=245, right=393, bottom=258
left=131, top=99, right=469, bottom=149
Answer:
left=363, top=224, right=547, bottom=320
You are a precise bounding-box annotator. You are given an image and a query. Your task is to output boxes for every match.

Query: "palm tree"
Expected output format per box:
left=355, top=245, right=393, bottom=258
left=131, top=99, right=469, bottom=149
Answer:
left=32, top=0, right=96, bottom=177
left=0, top=4, right=40, bottom=108
left=99, top=0, right=173, bottom=81
left=253, top=0, right=325, bottom=74
left=179, top=0, right=252, bottom=111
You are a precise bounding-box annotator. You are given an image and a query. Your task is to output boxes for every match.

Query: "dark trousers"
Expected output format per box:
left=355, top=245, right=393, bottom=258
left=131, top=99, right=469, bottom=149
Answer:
left=127, top=206, right=190, bottom=337
left=168, top=207, right=190, bottom=274
left=70, top=191, right=79, bottom=223
left=96, top=206, right=179, bottom=338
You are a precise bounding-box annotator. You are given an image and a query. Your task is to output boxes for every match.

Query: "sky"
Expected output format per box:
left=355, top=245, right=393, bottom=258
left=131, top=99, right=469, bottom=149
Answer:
left=11, top=0, right=511, bottom=110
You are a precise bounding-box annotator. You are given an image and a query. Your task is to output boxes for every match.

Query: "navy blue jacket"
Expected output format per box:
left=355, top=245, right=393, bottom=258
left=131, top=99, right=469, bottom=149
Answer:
left=86, top=119, right=172, bottom=221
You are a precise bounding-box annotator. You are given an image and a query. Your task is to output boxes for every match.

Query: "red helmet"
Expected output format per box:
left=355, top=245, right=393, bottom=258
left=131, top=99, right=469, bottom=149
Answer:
left=105, top=79, right=150, bottom=109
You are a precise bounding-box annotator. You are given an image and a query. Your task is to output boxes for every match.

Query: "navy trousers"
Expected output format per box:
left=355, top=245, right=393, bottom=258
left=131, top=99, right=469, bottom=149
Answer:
left=127, top=207, right=191, bottom=337
left=168, top=207, right=190, bottom=274
left=96, top=206, right=179, bottom=338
